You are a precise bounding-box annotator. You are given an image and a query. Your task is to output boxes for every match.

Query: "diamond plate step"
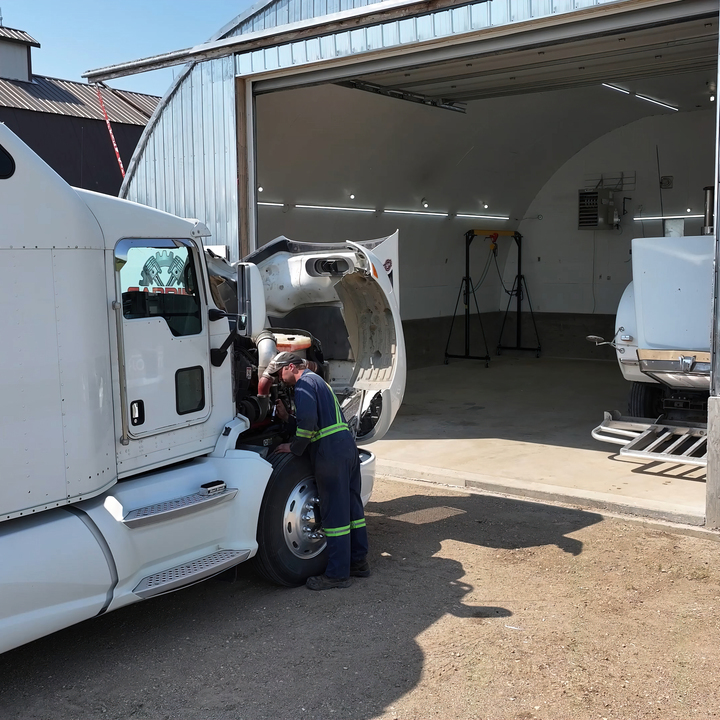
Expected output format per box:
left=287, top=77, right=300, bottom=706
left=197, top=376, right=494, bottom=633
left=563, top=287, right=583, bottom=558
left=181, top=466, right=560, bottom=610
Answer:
left=123, top=488, right=238, bottom=528
left=133, top=549, right=250, bottom=599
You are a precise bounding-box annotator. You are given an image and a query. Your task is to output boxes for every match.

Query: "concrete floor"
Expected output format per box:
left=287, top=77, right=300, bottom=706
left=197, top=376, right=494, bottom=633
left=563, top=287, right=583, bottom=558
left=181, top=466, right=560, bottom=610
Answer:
left=373, top=356, right=708, bottom=525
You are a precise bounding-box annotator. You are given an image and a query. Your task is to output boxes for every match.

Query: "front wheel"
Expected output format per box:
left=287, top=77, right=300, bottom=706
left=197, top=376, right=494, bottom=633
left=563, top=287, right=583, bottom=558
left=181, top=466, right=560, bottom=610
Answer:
left=253, top=452, right=327, bottom=586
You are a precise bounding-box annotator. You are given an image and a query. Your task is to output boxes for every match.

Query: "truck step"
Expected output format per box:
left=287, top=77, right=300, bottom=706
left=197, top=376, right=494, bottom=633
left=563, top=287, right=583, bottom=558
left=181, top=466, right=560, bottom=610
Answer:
left=123, top=488, right=238, bottom=528
left=133, top=549, right=250, bottom=599
left=592, top=411, right=707, bottom=468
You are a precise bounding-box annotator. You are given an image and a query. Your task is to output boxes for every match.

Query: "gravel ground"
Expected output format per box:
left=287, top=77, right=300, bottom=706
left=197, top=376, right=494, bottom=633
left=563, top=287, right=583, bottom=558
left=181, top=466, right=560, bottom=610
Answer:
left=2, top=476, right=720, bottom=720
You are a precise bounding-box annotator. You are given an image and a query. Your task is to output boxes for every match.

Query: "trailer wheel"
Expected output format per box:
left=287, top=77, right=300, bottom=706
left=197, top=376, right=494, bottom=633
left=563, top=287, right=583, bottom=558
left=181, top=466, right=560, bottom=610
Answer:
left=253, top=452, right=327, bottom=586
left=628, top=381, right=663, bottom=419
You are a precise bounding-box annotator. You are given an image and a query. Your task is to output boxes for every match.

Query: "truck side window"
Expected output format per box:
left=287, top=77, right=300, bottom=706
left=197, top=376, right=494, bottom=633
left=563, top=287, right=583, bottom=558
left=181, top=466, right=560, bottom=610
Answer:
left=116, top=241, right=202, bottom=337
left=0, top=143, right=15, bottom=179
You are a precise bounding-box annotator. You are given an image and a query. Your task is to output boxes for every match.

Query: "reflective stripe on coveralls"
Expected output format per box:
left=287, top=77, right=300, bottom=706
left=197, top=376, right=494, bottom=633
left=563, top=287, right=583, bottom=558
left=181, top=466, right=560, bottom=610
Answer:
left=291, top=369, right=368, bottom=578
left=324, top=518, right=366, bottom=538
left=296, top=383, right=348, bottom=441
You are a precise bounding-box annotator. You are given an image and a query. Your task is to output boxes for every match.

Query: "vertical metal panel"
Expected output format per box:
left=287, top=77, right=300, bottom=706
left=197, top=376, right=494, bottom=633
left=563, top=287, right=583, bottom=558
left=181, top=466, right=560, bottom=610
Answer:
left=335, top=30, right=352, bottom=55
left=320, top=34, right=335, bottom=58
left=292, top=40, right=309, bottom=64
left=367, top=24, right=384, bottom=49
left=351, top=28, right=367, bottom=54
left=382, top=20, right=400, bottom=47
left=305, top=36, right=322, bottom=61
left=530, top=0, right=552, bottom=17
left=471, top=1, right=491, bottom=27
left=398, top=18, right=416, bottom=44
left=433, top=9, right=452, bottom=37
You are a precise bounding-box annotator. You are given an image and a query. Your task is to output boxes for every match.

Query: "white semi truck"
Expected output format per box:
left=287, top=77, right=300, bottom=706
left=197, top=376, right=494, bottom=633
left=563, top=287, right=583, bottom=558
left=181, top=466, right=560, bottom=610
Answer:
left=0, top=124, right=406, bottom=654
left=591, top=232, right=713, bottom=466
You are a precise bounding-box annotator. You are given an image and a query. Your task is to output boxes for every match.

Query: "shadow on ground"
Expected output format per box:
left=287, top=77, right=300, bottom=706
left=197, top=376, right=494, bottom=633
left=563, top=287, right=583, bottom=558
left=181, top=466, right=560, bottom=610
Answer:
left=0, top=488, right=602, bottom=720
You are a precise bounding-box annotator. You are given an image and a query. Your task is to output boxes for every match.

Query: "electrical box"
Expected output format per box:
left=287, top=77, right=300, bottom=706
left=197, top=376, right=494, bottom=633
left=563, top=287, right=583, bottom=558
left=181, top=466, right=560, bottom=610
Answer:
left=578, top=189, right=619, bottom=230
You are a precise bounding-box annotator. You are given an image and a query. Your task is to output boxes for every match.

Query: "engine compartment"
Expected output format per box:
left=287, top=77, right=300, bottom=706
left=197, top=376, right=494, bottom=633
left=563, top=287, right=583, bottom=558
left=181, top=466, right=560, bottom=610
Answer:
left=205, top=246, right=388, bottom=451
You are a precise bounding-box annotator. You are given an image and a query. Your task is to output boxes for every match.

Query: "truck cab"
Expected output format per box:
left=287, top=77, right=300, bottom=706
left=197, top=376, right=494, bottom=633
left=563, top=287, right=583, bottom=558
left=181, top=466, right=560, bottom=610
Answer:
left=0, top=124, right=405, bottom=653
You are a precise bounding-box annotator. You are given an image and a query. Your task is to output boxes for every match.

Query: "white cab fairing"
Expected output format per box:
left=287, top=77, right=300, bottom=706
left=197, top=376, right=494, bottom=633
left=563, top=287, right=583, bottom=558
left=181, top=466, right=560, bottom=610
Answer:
left=615, top=236, right=714, bottom=390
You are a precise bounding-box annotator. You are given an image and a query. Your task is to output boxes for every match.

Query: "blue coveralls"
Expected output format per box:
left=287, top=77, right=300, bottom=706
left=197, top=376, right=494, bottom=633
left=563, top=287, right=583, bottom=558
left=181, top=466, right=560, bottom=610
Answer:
left=290, top=369, right=368, bottom=579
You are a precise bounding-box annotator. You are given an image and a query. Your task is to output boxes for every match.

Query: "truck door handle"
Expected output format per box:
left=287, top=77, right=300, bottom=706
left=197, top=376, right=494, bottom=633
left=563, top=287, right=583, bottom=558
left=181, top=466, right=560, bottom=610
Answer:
left=130, top=400, right=145, bottom=426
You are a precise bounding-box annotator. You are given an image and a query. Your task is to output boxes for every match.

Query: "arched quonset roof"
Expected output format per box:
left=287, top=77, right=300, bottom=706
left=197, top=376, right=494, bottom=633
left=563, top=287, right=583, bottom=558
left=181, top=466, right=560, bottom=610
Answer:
left=120, top=0, right=401, bottom=258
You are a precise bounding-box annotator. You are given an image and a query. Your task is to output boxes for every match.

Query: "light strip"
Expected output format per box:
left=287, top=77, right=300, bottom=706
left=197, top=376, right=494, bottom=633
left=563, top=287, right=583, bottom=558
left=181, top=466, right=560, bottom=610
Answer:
left=635, top=93, right=678, bottom=112
left=295, top=203, right=375, bottom=213
left=384, top=209, right=448, bottom=217
left=259, top=202, right=508, bottom=220
left=602, top=83, right=630, bottom=94
left=456, top=213, right=509, bottom=220
left=633, top=214, right=704, bottom=221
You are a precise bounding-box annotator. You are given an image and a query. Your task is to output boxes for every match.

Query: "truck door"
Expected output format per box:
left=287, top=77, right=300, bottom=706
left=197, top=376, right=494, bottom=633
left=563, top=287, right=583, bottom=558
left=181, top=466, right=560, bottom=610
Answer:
left=115, top=238, right=211, bottom=439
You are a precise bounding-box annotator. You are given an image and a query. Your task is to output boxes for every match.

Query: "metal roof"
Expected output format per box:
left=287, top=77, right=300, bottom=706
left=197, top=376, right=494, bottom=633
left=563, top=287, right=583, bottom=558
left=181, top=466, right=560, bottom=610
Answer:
left=0, top=76, right=158, bottom=125
left=0, top=26, right=40, bottom=47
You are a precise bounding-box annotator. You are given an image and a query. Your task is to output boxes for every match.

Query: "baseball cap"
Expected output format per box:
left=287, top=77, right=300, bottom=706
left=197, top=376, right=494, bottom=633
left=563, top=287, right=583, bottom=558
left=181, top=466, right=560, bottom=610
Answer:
left=265, top=351, right=306, bottom=376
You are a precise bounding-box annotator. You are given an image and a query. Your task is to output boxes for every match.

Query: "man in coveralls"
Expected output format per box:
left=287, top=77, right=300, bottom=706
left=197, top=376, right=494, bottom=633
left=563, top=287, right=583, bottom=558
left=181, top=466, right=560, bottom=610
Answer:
left=267, top=351, right=370, bottom=590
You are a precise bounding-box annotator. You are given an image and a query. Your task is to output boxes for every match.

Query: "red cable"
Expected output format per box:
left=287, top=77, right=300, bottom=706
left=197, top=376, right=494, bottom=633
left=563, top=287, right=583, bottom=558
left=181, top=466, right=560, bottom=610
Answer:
left=95, top=84, right=125, bottom=179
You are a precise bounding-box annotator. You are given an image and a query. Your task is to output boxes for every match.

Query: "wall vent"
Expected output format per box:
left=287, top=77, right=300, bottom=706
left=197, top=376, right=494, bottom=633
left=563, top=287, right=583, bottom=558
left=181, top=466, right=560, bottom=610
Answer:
left=578, top=189, right=616, bottom=230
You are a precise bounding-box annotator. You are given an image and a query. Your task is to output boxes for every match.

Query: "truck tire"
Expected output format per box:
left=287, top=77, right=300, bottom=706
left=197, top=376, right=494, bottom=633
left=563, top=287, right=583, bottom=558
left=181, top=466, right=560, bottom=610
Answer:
left=253, top=452, right=327, bottom=586
left=628, top=381, right=663, bottom=419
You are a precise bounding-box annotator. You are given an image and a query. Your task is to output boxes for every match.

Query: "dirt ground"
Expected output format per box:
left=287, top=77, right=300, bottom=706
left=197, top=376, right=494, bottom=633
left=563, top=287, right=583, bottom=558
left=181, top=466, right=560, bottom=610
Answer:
left=2, top=476, right=720, bottom=720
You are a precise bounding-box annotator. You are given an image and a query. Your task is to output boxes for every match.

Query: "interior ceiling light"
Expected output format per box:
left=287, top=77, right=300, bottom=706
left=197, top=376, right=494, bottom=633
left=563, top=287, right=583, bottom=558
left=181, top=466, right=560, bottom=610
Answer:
left=712, top=95, right=716, bottom=102
left=258, top=186, right=264, bottom=192
left=635, top=94, right=678, bottom=112
left=421, top=197, right=429, bottom=208
left=633, top=213, right=703, bottom=221
left=350, top=194, right=355, bottom=199
left=456, top=213, right=509, bottom=220
left=602, top=83, right=630, bottom=94
left=258, top=201, right=284, bottom=207
left=384, top=209, right=448, bottom=217
left=295, top=204, right=374, bottom=213
left=602, top=83, right=678, bottom=112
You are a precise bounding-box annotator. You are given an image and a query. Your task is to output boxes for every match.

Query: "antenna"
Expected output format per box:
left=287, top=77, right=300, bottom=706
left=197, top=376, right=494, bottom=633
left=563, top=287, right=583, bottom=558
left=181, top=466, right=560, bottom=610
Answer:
left=0, top=8, right=4, bottom=26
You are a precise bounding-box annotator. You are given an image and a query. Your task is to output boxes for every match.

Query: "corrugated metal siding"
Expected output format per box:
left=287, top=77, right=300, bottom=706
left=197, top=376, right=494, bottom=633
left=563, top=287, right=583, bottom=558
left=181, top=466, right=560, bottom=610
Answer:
left=235, top=0, right=625, bottom=75
left=0, top=76, right=157, bottom=125
left=123, top=56, right=239, bottom=257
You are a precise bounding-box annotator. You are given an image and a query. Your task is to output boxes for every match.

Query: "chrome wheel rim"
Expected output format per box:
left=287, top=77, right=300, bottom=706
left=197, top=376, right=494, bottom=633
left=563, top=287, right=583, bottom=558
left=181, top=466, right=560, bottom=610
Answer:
left=283, top=478, right=326, bottom=559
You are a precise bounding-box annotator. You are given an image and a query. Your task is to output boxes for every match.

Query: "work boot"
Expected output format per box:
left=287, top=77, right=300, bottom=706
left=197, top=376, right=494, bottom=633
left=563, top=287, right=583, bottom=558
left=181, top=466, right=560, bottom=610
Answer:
left=306, top=574, right=352, bottom=591
left=349, top=560, right=371, bottom=578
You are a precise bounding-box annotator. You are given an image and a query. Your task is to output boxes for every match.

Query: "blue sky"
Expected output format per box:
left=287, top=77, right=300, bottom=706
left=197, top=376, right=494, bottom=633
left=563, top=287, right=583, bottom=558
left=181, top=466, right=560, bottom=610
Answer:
left=6, top=0, right=257, bottom=96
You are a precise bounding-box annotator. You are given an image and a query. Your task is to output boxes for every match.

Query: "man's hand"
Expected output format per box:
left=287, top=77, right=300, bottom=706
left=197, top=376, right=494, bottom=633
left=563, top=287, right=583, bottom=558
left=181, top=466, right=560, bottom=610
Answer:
left=275, top=399, right=290, bottom=422
left=275, top=443, right=292, bottom=454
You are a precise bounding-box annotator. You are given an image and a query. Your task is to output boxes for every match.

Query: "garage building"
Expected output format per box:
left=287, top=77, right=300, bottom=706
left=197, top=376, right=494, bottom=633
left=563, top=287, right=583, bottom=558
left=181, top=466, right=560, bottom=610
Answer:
left=86, top=0, right=720, bottom=523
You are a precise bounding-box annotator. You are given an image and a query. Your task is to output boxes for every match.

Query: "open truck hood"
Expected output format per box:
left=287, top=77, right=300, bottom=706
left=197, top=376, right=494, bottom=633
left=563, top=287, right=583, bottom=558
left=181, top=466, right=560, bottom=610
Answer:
left=244, top=232, right=405, bottom=444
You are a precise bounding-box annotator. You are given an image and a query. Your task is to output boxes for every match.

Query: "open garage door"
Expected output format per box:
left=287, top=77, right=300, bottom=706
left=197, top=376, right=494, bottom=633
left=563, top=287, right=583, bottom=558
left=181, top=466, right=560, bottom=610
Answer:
left=250, top=0, right=719, bottom=524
